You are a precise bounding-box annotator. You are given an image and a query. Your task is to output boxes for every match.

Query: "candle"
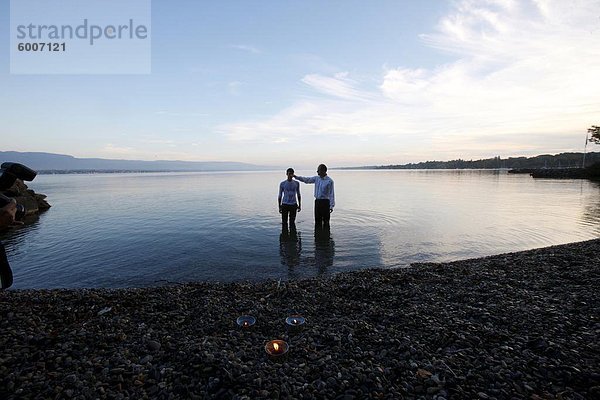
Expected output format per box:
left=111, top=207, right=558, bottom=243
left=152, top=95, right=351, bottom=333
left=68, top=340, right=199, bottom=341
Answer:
left=236, top=315, right=256, bottom=328
left=285, top=315, right=306, bottom=327
left=265, top=339, right=289, bottom=359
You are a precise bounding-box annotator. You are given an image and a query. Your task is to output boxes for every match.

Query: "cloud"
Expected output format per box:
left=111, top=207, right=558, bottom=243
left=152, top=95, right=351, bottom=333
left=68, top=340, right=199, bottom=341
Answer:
left=102, top=144, right=137, bottom=155
left=219, top=0, right=600, bottom=162
left=379, top=68, right=430, bottom=103
left=141, top=139, right=177, bottom=147
left=155, top=111, right=210, bottom=117
left=229, top=44, right=261, bottom=54
left=228, top=81, right=243, bottom=96
left=301, top=72, right=373, bottom=101
left=220, top=101, right=325, bottom=142
left=99, top=143, right=218, bottom=161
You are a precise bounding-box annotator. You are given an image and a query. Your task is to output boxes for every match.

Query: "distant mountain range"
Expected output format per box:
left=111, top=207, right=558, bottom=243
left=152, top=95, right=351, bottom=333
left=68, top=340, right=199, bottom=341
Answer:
left=342, top=152, right=600, bottom=170
left=3, top=150, right=599, bottom=174
left=0, top=152, right=274, bottom=173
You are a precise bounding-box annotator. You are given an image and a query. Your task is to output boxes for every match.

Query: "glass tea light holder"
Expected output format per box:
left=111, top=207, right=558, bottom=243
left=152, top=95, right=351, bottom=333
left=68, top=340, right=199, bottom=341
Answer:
left=236, top=315, right=256, bottom=329
left=285, top=315, right=306, bottom=331
left=265, top=339, right=289, bottom=360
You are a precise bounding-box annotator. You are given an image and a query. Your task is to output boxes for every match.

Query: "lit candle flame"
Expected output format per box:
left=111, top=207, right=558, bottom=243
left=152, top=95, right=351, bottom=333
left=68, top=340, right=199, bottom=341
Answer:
left=273, top=342, right=279, bottom=352
left=292, top=319, right=298, bottom=324
left=243, top=321, right=248, bottom=327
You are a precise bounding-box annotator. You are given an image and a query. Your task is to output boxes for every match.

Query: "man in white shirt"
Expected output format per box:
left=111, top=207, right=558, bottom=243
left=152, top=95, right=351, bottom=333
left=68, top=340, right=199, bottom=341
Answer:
left=294, top=164, right=335, bottom=227
left=278, top=168, right=301, bottom=228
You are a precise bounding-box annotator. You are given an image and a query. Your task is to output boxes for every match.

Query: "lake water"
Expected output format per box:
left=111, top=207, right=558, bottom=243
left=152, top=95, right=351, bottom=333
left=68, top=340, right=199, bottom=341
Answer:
left=2, top=170, right=599, bottom=289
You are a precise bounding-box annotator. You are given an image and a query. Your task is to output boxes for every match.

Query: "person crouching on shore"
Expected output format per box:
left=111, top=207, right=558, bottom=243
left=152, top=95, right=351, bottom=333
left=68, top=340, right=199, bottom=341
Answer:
left=0, top=199, right=18, bottom=230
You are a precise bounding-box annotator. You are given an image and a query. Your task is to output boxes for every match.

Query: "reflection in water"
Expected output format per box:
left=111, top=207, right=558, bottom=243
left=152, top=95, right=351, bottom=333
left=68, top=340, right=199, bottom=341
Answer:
left=0, top=213, right=43, bottom=270
left=0, top=214, right=42, bottom=246
left=0, top=214, right=45, bottom=289
left=581, top=180, right=600, bottom=234
left=280, top=224, right=302, bottom=276
left=314, top=225, right=335, bottom=276
left=279, top=224, right=336, bottom=278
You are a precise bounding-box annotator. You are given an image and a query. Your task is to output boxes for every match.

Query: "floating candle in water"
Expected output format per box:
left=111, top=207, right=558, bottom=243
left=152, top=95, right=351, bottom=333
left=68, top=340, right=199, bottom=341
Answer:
left=236, top=315, right=256, bottom=328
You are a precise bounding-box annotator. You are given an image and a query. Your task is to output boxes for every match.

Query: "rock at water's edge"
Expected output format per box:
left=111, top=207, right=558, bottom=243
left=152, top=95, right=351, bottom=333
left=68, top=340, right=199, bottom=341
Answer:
left=2, top=179, right=50, bottom=215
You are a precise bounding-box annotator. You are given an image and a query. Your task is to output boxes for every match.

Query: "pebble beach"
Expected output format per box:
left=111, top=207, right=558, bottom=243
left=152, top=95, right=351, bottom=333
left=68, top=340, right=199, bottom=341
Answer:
left=1, top=239, right=599, bottom=399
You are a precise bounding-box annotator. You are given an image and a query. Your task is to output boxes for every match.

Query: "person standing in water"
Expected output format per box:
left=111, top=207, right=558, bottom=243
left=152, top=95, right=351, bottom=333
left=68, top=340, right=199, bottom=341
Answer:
left=294, top=164, right=335, bottom=227
left=278, top=168, right=301, bottom=229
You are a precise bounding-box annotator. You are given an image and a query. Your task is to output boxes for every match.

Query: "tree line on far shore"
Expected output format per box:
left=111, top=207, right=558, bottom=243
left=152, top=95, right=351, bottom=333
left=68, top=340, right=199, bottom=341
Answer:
left=354, top=152, right=600, bottom=170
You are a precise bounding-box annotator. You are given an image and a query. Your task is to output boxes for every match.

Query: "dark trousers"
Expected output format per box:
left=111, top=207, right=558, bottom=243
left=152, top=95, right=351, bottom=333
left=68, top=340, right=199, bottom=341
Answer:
left=314, top=199, right=330, bottom=227
left=0, top=242, right=13, bottom=289
left=281, top=204, right=298, bottom=226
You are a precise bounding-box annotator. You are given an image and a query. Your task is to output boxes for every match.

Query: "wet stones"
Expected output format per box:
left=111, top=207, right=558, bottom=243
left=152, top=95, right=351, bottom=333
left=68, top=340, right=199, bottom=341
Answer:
left=0, top=239, right=599, bottom=398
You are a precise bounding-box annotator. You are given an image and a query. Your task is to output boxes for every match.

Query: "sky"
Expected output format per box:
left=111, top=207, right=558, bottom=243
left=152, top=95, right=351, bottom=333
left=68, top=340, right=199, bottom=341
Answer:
left=1, top=0, right=599, bottom=168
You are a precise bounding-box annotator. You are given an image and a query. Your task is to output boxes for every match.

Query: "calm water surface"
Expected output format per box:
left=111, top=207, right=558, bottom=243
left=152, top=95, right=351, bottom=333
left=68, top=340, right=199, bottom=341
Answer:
left=2, top=170, right=599, bottom=288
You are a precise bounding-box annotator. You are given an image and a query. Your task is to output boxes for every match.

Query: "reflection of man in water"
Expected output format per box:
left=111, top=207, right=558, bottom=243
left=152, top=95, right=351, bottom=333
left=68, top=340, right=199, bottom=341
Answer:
left=278, top=168, right=301, bottom=230
left=294, top=164, right=335, bottom=228
left=314, top=225, right=335, bottom=276
left=280, top=226, right=334, bottom=278
left=279, top=229, right=302, bottom=277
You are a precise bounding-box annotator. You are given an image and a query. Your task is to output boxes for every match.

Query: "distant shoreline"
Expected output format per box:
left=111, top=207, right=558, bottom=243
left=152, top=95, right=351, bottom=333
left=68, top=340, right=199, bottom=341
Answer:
left=37, top=169, right=196, bottom=175
left=4, top=150, right=599, bottom=174
left=336, top=151, right=600, bottom=170
left=36, top=169, right=277, bottom=175
left=35, top=168, right=517, bottom=174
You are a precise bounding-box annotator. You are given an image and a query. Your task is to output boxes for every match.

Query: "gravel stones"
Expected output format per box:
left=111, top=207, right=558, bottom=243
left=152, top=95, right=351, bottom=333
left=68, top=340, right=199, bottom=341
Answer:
left=1, top=239, right=599, bottom=399
left=147, top=340, right=161, bottom=352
